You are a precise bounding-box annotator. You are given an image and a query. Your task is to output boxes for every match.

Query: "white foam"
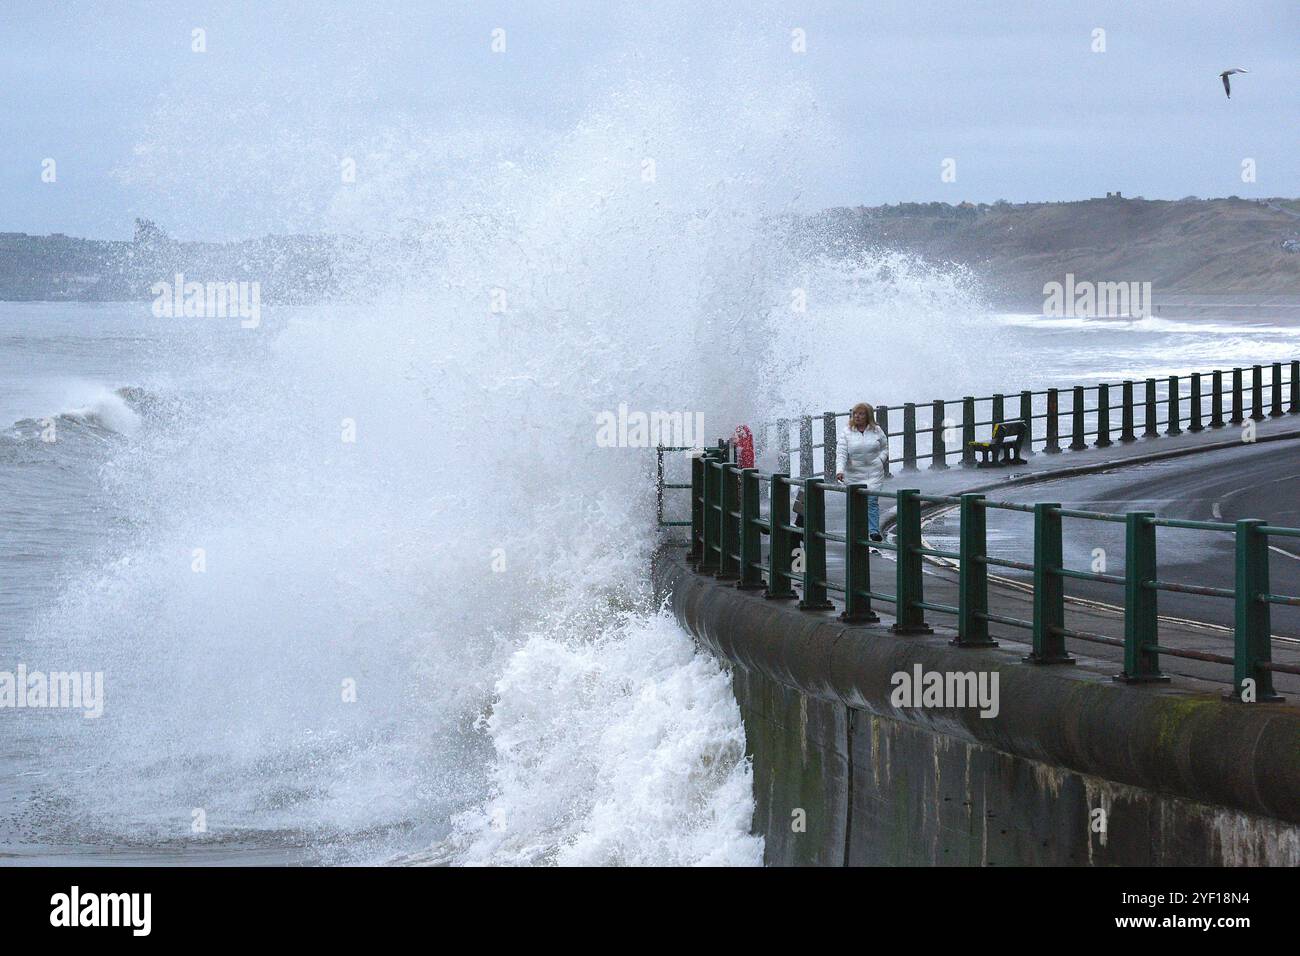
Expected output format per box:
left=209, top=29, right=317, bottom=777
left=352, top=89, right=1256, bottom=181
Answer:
left=31, top=36, right=980, bottom=866
left=420, top=611, right=762, bottom=866
left=60, top=385, right=143, bottom=436
left=993, top=312, right=1300, bottom=338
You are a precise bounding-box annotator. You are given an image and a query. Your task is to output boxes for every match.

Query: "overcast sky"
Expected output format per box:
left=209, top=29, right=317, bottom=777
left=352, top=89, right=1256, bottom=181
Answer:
left=3, top=1, right=1297, bottom=240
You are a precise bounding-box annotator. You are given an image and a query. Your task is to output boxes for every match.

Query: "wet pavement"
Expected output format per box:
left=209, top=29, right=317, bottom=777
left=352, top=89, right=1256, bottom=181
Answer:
left=745, top=416, right=1300, bottom=696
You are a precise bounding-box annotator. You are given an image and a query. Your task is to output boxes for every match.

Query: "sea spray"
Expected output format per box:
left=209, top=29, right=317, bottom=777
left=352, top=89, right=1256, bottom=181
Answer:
left=421, top=611, right=762, bottom=867
left=29, top=33, right=979, bottom=865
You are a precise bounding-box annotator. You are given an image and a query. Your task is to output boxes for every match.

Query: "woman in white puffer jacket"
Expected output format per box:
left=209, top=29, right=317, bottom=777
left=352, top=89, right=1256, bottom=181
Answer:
left=835, top=402, right=889, bottom=540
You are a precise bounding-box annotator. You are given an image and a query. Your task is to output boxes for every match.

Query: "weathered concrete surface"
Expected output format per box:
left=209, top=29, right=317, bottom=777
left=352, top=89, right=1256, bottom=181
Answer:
left=654, top=547, right=1300, bottom=866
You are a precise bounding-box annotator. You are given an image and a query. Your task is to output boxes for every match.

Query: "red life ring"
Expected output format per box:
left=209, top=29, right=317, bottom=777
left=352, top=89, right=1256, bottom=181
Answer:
left=732, top=425, right=754, bottom=468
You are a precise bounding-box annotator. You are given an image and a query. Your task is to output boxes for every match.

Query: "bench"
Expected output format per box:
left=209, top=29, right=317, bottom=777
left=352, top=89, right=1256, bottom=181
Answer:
left=969, top=420, right=1029, bottom=467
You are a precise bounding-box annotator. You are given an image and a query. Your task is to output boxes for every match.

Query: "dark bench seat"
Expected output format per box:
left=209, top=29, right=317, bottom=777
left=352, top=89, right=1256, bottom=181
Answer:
left=969, top=420, right=1029, bottom=467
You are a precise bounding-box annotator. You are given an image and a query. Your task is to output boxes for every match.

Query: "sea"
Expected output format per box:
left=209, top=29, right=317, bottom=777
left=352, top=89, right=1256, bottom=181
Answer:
left=3, top=292, right=1297, bottom=865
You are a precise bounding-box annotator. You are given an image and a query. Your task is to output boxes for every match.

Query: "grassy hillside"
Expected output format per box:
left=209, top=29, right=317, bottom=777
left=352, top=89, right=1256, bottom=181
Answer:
left=801, top=197, right=1300, bottom=309
left=0, top=222, right=339, bottom=302
left=6, top=198, right=1299, bottom=309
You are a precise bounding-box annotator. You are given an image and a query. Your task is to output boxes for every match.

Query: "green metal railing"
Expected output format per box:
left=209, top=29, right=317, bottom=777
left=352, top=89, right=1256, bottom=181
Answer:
left=688, top=450, right=1299, bottom=701
left=656, top=445, right=694, bottom=527
left=658, top=360, right=1299, bottom=528
left=788, top=359, right=1300, bottom=478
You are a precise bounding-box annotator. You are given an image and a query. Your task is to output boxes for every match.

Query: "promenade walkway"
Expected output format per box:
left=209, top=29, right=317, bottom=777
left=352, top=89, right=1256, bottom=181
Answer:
left=696, top=415, right=1300, bottom=698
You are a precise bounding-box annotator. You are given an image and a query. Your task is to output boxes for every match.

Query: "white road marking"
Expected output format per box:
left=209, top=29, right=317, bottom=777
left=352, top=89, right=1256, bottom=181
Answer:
left=917, top=503, right=1300, bottom=645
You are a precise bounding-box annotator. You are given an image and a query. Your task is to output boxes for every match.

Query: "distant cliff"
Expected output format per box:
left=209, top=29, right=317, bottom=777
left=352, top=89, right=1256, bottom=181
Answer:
left=7, top=198, right=1300, bottom=308
left=797, top=196, right=1300, bottom=310
left=0, top=220, right=340, bottom=302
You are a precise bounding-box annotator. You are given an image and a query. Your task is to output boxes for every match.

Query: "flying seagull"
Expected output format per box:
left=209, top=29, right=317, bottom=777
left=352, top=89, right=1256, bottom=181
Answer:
left=1220, top=68, right=1248, bottom=98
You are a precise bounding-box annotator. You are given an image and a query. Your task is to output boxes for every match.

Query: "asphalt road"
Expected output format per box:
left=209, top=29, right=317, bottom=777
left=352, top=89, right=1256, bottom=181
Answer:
left=753, top=436, right=1300, bottom=690
left=924, top=437, right=1300, bottom=638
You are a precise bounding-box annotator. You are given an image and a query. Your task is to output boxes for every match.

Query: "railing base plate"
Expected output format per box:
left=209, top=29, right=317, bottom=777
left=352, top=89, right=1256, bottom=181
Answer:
left=1023, top=653, right=1076, bottom=665
left=840, top=611, right=880, bottom=624
left=951, top=637, right=1000, bottom=649
left=1113, top=672, right=1171, bottom=684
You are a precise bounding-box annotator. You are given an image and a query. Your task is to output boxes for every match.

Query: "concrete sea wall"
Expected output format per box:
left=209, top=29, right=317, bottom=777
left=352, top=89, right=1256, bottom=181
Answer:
left=654, top=548, right=1300, bottom=866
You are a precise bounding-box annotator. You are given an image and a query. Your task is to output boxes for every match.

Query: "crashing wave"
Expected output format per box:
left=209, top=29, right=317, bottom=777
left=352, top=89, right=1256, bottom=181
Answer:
left=9, top=385, right=153, bottom=438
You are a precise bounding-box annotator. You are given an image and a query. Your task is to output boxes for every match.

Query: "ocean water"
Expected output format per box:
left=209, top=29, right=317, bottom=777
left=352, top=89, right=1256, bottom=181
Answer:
left=5, top=41, right=1300, bottom=864
left=0, top=292, right=775, bottom=866
left=0, top=43, right=979, bottom=865
left=5, top=298, right=1298, bottom=866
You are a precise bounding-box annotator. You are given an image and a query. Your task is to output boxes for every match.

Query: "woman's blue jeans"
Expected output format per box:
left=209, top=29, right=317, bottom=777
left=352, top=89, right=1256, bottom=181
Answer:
left=867, top=494, right=880, bottom=536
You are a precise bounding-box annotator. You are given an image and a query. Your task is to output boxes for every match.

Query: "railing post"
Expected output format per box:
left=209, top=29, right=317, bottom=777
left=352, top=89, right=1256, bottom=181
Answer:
left=776, top=417, right=791, bottom=474
left=799, top=477, right=833, bottom=610
left=688, top=454, right=704, bottom=562
left=1230, top=367, right=1244, bottom=425
left=1026, top=502, right=1073, bottom=665
left=1120, top=380, right=1136, bottom=442
left=700, top=455, right=721, bottom=574
left=718, top=464, right=740, bottom=580
left=961, top=397, right=976, bottom=466
left=877, top=405, right=891, bottom=477
left=766, top=476, right=797, bottom=600
left=1019, top=390, right=1034, bottom=455
left=840, top=485, right=879, bottom=624
left=1069, top=385, right=1087, bottom=450
left=1095, top=384, right=1112, bottom=447
left=1118, top=512, right=1167, bottom=683
left=1044, top=388, right=1061, bottom=454
left=822, top=411, right=837, bottom=479
left=992, top=393, right=1005, bottom=426
left=1166, top=374, right=1182, bottom=436
left=798, top=415, right=813, bottom=478
left=902, top=402, right=918, bottom=472
left=737, top=469, right=765, bottom=590
left=930, top=399, right=948, bottom=470
left=955, top=493, right=996, bottom=647
left=1189, top=372, right=1204, bottom=433
left=1231, top=519, right=1282, bottom=701
left=1291, top=360, right=1300, bottom=414
left=891, top=489, right=932, bottom=634
left=1270, top=362, right=1284, bottom=417
left=1251, top=364, right=1265, bottom=422
left=656, top=446, right=665, bottom=527
left=1211, top=370, right=1225, bottom=427
left=1143, top=378, right=1159, bottom=437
